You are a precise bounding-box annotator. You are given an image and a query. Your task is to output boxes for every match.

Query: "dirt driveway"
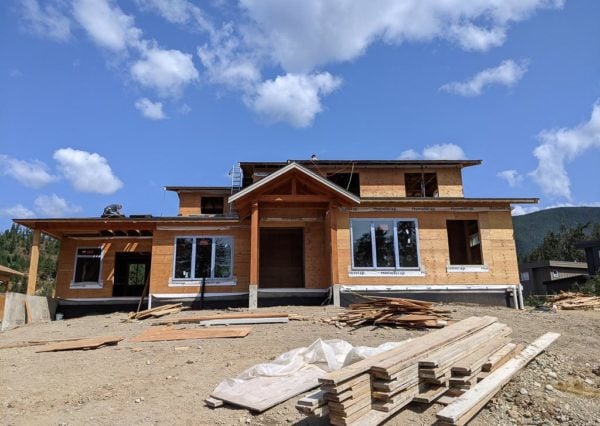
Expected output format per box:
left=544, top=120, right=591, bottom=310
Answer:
left=1, top=304, right=599, bottom=425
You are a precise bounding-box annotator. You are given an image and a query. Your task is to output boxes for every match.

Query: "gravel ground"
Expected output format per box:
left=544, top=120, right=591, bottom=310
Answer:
left=0, top=304, right=599, bottom=426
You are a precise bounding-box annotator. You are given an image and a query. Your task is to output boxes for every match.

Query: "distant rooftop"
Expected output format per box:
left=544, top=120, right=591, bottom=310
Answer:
left=240, top=159, right=482, bottom=168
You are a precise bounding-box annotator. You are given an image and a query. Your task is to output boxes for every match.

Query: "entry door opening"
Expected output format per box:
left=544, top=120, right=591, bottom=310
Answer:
left=259, top=228, right=304, bottom=288
left=113, top=252, right=151, bottom=297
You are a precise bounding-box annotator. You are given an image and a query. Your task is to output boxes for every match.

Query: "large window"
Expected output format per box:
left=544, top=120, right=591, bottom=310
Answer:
left=351, top=219, right=420, bottom=269
left=173, top=236, right=233, bottom=280
left=73, top=248, right=102, bottom=284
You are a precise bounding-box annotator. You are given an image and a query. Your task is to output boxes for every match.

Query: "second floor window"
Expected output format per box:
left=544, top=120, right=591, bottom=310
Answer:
left=405, top=173, right=438, bottom=197
left=327, top=173, right=360, bottom=197
left=201, top=197, right=224, bottom=214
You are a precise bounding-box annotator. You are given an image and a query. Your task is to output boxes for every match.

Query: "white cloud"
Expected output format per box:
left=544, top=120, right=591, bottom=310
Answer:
left=0, top=204, right=36, bottom=219
left=497, top=169, right=523, bottom=187
left=135, top=98, right=167, bottom=120
left=53, top=148, right=123, bottom=194
left=511, top=205, right=540, bottom=216
left=34, top=194, right=82, bottom=218
left=73, top=0, right=143, bottom=51
left=529, top=101, right=600, bottom=200
left=250, top=72, right=341, bottom=127
left=440, top=60, right=528, bottom=97
left=134, top=0, right=214, bottom=34
left=239, top=0, right=562, bottom=73
left=20, top=0, right=71, bottom=41
left=131, top=48, right=199, bottom=97
left=399, top=143, right=467, bottom=160
left=0, top=155, right=58, bottom=188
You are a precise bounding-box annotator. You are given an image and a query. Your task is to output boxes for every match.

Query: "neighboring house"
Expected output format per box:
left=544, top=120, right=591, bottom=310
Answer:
left=519, top=261, right=589, bottom=296
left=574, top=239, right=600, bottom=276
left=14, top=159, right=537, bottom=313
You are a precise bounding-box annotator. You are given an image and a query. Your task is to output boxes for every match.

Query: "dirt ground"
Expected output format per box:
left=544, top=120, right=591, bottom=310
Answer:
left=1, top=304, right=599, bottom=426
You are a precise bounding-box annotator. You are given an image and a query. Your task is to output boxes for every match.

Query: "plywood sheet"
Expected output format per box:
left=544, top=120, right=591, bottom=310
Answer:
left=36, top=336, right=123, bottom=352
left=131, top=326, right=251, bottom=342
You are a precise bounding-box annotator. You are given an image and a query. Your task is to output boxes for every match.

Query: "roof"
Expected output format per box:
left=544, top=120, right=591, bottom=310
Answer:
left=164, top=186, right=230, bottom=193
left=520, top=260, right=589, bottom=269
left=240, top=159, right=482, bottom=169
left=228, top=162, right=361, bottom=204
left=0, top=264, right=25, bottom=277
left=361, top=197, right=539, bottom=204
left=575, top=239, right=600, bottom=249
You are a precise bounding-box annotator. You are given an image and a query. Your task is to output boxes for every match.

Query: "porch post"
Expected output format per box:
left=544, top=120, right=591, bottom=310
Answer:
left=27, top=229, right=41, bottom=295
left=328, top=203, right=340, bottom=306
left=249, top=201, right=259, bottom=309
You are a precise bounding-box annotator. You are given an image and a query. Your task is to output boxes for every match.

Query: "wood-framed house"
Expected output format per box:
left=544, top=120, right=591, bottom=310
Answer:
left=14, top=159, right=537, bottom=313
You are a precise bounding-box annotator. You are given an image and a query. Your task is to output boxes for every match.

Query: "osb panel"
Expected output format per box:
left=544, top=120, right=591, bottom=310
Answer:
left=436, top=168, right=464, bottom=197
left=359, top=169, right=404, bottom=197
left=150, top=227, right=251, bottom=294
left=334, top=210, right=519, bottom=286
left=55, top=239, right=153, bottom=299
left=178, top=192, right=201, bottom=216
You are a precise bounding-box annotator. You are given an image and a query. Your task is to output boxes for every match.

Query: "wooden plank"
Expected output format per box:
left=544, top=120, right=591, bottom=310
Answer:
left=297, top=403, right=329, bottom=417
left=1, top=292, right=27, bottom=331
left=296, top=390, right=326, bottom=408
left=26, top=229, right=40, bottom=295
left=451, top=337, right=511, bottom=375
left=482, top=342, right=518, bottom=372
left=329, top=401, right=373, bottom=426
left=436, top=332, right=560, bottom=425
left=131, top=326, right=251, bottom=342
left=25, top=295, right=51, bottom=323
left=325, top=382, right=371, bottom=403
left=323, top=316, right=497, bottom=385
left=419, top=323, right=511, bottom=369
left=413, top=383, right=449, bottom=403
left=155, top=312, right=289, bottom=325
left=36, top=336, right=123, bottom=352
left=205, top=397, right=224, bottom=408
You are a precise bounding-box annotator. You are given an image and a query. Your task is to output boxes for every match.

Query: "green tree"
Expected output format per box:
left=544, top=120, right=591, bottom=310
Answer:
left=526, top=223, right=589, bottom=262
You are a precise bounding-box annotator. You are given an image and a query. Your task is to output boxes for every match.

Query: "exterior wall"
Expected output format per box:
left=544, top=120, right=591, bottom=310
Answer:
left=177, top=192, right=231, bottom=216
left=54, top=238, right=153, bottom=298
left=334, top=209, right=519, bottom=286
left=354, top=167, right=464, bottom=198
left=150, top=225, right=250, bottom=295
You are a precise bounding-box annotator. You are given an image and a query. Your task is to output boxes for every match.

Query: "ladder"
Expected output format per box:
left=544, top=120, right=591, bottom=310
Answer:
left=229, top=163, right=243, bottom=194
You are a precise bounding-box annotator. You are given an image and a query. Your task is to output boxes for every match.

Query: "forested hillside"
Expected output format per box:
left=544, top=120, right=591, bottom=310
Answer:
left=0, top=224, right=60, bottom=295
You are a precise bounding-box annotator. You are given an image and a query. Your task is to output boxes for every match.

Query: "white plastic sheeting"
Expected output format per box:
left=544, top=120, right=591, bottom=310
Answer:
left=211, top=338, right=406, bottom=412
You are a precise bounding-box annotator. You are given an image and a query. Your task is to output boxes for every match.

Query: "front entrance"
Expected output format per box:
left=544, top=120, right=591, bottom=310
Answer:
left=259, top=228, right=304, bottom=288
left=113, top=252, right=151, bottom=297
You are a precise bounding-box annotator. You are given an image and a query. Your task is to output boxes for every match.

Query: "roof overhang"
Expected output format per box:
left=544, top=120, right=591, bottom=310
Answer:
left=229, top=162, right=361, bottom=206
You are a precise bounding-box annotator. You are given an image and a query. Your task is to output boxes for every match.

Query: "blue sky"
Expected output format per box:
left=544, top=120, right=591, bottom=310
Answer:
left=1, top=0, right=599, bottom=230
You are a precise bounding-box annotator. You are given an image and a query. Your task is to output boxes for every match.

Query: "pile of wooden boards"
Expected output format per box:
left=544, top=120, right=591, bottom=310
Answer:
left=153, top=312, right=289, bottom=326
left=128, top=303, right=186, bottom=320
left=331, top=296, right=450, bottom=329
left=295, top=316, right=559, bottom=426
left=547, top=292, right=600, bottom=311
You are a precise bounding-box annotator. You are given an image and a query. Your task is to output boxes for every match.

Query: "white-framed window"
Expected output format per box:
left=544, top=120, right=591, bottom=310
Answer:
left=172, top=236, right=233, bottom=280
left=71, top=247, right=103, bottom=288
left=551, top=270, right=559, bottom=279
left=350, top=219, right=420, bottom=270
left=520, top=272, right=530, bottom=281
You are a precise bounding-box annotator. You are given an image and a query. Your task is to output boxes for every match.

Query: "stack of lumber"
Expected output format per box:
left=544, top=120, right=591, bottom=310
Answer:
left=295, top=316, right=559, bottom=426
left=547, top=292, right=600, bottom=311
left=332, top=297, right=450, bottom=329
left=128, top=303, right=186, bottom=320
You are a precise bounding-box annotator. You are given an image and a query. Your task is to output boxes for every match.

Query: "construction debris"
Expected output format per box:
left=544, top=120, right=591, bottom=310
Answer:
left=331, top=296, right=450, bottom=329
left=127, top=303, right=186, bottom=320
left=36, top=336, right=123, bottom=352
left=295, top=316, right=559, bottom=425
left=130, top=326, right=252, bottom=342
left=547, top=292, right=600, bottom=311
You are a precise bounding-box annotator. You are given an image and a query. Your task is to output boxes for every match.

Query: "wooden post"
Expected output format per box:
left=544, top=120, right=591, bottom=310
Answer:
left=250, top=201, right=259, bottom=286
left=328, top=203, right=339, bottom=286
left=27, top=229, right=41, bottom=295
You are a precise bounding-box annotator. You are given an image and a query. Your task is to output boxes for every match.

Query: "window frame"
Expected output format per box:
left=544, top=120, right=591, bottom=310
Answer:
left=171, top=235, right=234, bottom=283
left=349, top=218, right=421, bottom=271
left=70, top=246, right=103, bottom=289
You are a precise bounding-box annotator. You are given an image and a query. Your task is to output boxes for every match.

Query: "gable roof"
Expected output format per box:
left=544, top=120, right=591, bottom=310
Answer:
left=228, top=162, right=361, bottom=204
